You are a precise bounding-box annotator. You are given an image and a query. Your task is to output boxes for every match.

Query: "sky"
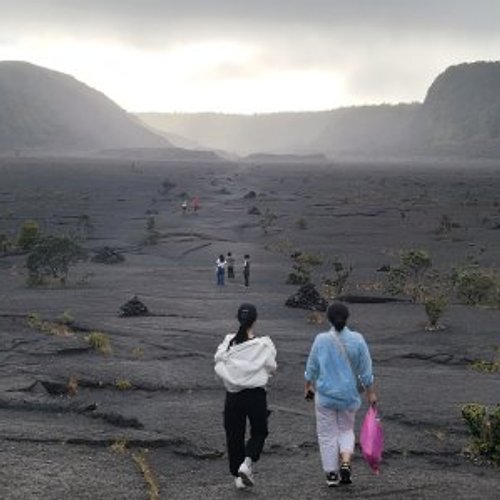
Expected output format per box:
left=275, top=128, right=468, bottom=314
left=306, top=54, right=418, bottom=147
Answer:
left=1, top=0, right=499, bottom=114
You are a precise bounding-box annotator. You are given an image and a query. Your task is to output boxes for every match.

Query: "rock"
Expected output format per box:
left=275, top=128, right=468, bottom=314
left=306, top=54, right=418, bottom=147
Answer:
left=285, top=284, right=327, bottom=311
left=243, top=190, right=257, bottom=199
left=247, top=206, right=261, bottom=215
left=337, top=294, right=410, bottom=304
left=91, top=247, right=125, bottom=264
left=482, top=216, right=500, bottom=230
left=120, top=296, right=149, bottom=317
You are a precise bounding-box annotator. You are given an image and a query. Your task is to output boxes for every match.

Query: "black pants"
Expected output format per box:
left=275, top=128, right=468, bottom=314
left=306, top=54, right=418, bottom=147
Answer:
left=227, top=266, right=234, bottom=279
left=224, top=388, right=269, bottom=476
left=243, top=269, right=249, bottom=286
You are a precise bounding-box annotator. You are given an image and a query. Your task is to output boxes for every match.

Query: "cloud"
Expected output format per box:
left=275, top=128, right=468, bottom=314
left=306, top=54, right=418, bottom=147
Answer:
left=1, top=1, right=499, bottom=111
left=2, top=1, right=500, bottom=46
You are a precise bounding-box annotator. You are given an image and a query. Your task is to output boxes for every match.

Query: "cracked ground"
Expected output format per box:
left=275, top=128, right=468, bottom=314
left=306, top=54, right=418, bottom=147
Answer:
left=0, top=158, right=499, bottom=499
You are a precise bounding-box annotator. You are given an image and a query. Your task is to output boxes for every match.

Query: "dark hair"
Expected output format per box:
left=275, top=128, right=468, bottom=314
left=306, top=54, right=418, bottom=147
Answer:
left=327, top=302, right=349, bottom=332
left=229, top=303, right=258, bottom=347
left=244, top=254, right=250, bottom=259
left=219, top=254, right=225, bottom=262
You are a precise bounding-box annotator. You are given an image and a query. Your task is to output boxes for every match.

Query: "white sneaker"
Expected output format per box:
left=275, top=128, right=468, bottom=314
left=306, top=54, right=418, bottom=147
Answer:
left=234, top=477, right=247, bottom=490
left=238, top=459, right=254, bottom=487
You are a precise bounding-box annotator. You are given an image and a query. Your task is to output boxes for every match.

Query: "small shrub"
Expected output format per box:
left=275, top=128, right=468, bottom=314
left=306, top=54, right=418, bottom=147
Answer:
left=132, top=347, right=145, bottom=359
left=26, top=234, right=86, bottom=285
left=452, top=265, right=498, bottom=306
left=462, top=403, right=500, bottom=465
left=27, top=312, right=43, bottom=329
left=17, top=220, right=40, bottom=251
left=87, top=331, right=112, bottom=354
left=286, top=251, right=321, bottom=285
left=0, top=233, right=13, bottom=253
left=322, top=257, right=352, bottom=299
left=423, top=291, right=448, bottom=330
left=110, top=439, right=129, bottom=455
left=260, top=209, right=278, bottom=235
left=469, top=360, right=500, bottom=373
left=57, top=310, right=74, bottom=325
left=116, top=378, right=133, bottom=390
left=386, top=249, right=432, bottom=301
left=145, top=216, right=160, bottom=245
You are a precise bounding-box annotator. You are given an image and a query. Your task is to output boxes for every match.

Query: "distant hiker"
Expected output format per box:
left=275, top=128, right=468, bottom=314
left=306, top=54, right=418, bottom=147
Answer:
left=192, top=196, right=200, bottom=212
left=214, top=303, right=277, bottom=490
left=216, top=254, right=226, bottom=286
left=181, top=199, right=188, bottom=213
left=227, top=252, right=235, bottom=279
left=243, top=254, right=250, bottom=287
left=304, top=302, right=377, bottom=488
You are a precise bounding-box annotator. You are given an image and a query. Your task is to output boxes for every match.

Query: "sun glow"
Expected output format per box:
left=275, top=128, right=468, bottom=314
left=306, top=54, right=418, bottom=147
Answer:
left=0, top=37, right=346, bottom=113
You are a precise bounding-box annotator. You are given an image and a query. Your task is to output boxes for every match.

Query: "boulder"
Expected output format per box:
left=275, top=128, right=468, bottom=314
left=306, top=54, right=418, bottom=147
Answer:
left=285, top=284, right=327, bottom=311
left=120, top=296, right=149, bottom=317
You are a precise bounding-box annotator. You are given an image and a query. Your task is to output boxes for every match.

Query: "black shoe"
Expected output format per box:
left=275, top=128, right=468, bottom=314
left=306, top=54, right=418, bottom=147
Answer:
left=325, top=471, right=340, bottom=487
left=339, top=463, right=352, bottom=485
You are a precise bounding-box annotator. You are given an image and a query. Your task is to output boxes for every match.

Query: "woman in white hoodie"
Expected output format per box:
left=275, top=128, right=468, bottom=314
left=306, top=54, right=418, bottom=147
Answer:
left=214, top=303, right=277, bottom=490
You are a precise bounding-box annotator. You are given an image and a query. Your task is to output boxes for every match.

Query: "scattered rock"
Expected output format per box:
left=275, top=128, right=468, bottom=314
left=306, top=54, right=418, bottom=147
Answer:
left=120, top=296, right=149, bottom=317
left=248, top=206, right=261, bottom=215
left=482, top=216, right=500, bottom=230
left=91, top=247, right=125, bottom=264
left=377, top=264, right=391, bottom=272
left=285, top=284, right=327, bottom=311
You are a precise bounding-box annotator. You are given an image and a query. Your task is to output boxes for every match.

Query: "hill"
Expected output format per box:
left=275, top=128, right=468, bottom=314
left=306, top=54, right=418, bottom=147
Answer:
left=0, top=61, right=170, bottom=152
left=138, top=105, right=419, bottom=157
left=138, top=61, right=500, bottom=158
left=418, top=61, right=500, bottom=155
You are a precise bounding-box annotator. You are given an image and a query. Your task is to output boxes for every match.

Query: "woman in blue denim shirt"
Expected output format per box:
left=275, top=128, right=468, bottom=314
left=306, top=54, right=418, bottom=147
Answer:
left=305, top=302, right=377, bottom=487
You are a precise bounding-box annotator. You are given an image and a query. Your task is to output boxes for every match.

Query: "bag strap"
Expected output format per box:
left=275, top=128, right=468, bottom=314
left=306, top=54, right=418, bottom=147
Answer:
left=330, top=330, right=364, bottom=390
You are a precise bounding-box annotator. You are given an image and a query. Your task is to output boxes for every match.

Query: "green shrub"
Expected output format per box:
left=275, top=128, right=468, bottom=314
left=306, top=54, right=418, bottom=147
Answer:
left=462, top=403, right=500, bottom=464
left=17, top=220, right=40, bottom=251
left=286, top=251, right=322, bottom=285
left=26, top=235, right=85, bottom=285
left=452, top=265, right=498, bottom=306
left=116, top=378, right=133, bottom=390
left=386, top=249, right=432, bottom=301
left=0, top=233, right=13, bottom=253
left=322, top=257, right=352, bottom=299
left=423, top=293, right=448, bottom=330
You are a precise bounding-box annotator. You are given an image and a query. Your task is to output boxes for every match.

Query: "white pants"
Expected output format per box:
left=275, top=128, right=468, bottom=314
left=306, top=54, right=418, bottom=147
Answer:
left=315, top=404, right=356, bottom=473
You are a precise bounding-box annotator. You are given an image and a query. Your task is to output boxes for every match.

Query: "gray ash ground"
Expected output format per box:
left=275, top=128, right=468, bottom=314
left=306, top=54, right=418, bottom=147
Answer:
left=0, top=157, right=499, bottom=499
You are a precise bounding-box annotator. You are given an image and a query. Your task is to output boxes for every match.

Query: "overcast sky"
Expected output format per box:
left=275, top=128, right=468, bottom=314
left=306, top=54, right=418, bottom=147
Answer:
left=1, top=1, right=499, bottom=113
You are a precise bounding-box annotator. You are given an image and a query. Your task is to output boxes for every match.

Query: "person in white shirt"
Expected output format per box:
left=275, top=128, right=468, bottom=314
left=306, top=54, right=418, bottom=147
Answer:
left=216, top=254, right=226, bottom=286
left=214, top=303, right=277, bottom=490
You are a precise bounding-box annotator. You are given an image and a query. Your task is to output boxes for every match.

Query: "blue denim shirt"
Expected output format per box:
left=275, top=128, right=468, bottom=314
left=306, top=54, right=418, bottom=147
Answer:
left=305, top=327, right=374, bottom=410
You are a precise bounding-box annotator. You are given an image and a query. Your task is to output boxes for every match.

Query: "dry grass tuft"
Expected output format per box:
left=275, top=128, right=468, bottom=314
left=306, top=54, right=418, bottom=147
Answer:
left=133, top=450, right=160, bottom=500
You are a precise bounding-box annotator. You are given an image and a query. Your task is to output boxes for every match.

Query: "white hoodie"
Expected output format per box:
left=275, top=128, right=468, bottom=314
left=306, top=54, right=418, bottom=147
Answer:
left=214, top=334, right=277, bottom=392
